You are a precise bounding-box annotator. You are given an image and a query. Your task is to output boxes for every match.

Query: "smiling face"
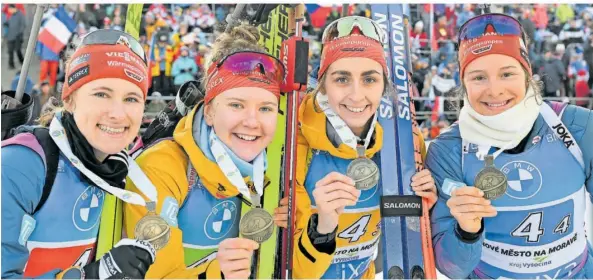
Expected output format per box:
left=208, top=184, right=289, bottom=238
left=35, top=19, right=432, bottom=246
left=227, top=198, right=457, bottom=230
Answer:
left=204, top=87, right=279, bottom=162
left=322, top=57, right=385, bottom=136
left=64, top=78, right=145, bottom=160
left=463, top=54, right=527, bottom=116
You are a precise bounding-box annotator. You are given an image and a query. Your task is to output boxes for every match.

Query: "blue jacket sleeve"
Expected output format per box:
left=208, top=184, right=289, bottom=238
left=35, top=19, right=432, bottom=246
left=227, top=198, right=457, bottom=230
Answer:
left=424, top=129, right=483, bottom=279
left=561, top=105, right=593, bottom=200
left=1, top=145, right=60, bottom=279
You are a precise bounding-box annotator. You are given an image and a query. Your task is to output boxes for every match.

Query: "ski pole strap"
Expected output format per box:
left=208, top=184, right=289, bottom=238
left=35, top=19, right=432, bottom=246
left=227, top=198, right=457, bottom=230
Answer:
left=380, top=196, right=423, bottom=217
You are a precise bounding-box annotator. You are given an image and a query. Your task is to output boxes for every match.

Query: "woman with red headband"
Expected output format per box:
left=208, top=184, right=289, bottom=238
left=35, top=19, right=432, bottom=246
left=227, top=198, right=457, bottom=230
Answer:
left=425, top=13, right=593, bottom=279
left=272, top=16, right=438, bottom=279
left=124, top=23, right=286, bottom=279
left=1, top=29, right=155, bottom=279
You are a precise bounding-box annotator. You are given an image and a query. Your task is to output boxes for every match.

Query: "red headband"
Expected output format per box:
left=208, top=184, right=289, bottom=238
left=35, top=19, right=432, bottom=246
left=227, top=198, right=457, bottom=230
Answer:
left=318, top=35, right=388, bottom=78
left=62, top=44, right=149, bottom=100
left=204, top=63, right=281, bottom=104
left=458, top=34, right=532, bottom=80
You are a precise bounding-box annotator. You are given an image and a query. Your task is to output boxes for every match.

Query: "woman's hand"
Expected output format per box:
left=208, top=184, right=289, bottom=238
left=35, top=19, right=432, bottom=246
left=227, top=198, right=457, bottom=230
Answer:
left=313, top=172, right=361, bottom=234
left=273, top=197, right=289, bottom=229
left=411, top=169, right=438, bottom=210
left=447, top=187, right=498, bottom=233
left=217, top=238, right=259, bottom=279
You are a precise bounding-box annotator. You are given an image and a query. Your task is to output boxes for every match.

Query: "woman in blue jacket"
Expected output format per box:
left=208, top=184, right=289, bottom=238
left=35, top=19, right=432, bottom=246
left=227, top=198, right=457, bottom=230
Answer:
left=425, top=13, right=593, bottom=279
left=2, top=29, right=156, bottom=279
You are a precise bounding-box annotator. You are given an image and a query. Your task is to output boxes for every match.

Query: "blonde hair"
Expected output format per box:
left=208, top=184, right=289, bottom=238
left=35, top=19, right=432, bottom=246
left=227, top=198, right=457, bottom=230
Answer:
left=201, top=22, right=265, bottom=91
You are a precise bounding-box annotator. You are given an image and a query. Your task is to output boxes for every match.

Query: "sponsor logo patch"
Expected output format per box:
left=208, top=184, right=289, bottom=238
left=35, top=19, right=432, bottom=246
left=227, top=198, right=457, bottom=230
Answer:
left=68, top=65, right=90, bottom=86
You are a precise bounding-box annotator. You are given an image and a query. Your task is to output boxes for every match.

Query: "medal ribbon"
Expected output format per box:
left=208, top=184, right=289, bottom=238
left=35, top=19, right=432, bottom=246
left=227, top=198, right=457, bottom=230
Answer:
left=316, top=93, right=377, bottom=156
left=539, top=102, right=585, bottom=169
left=49, top=116, right=158, bottom=207
left=209, top=130, right=265, bottom=206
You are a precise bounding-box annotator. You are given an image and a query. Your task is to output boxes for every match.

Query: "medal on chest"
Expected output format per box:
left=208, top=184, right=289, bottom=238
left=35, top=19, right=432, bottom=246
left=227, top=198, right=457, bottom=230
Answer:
left=474, top=154, right=507, bottom=200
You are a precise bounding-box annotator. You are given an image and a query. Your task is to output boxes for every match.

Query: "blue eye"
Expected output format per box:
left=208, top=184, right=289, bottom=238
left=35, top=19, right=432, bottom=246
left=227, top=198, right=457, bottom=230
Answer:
left=364, top=77, right=377, bottom=84
left=335, top=77, right=348, bottom=84
left=229, top=102, right=243, bottom=109
left=93, top=92, right=108, bottom=98
left=260, top=106, right=276, bottom=113
left=125, top=97, right=140, bottom=103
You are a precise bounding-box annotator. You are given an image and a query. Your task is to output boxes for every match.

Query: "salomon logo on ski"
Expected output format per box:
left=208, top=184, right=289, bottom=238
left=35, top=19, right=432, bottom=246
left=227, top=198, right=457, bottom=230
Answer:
left=380, top=196, right=422, bottom=217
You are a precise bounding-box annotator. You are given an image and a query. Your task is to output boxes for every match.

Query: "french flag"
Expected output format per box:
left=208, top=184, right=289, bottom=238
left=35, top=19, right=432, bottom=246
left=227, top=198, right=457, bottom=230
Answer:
left=37, top=6, right=76, bottom=54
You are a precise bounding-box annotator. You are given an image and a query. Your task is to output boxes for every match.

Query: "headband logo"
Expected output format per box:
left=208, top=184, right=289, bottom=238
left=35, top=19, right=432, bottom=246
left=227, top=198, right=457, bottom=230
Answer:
left=68, top=65, right=90, bottom=86
left=206, top=77, right=223, bottom=92
left=471, top=44, right=493, bottom=55
left=70, top=53, right=90, bottom=69
left=124, top=68, right=144, bottom=83
left=116, top=36, right=131, bottom=49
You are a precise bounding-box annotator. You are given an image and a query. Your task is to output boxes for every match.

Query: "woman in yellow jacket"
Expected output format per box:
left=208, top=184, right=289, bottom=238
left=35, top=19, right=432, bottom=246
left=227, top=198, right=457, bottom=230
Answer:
left=274, top=16, right=439, bottom=279
left=125, top=23, right=288, bottom=278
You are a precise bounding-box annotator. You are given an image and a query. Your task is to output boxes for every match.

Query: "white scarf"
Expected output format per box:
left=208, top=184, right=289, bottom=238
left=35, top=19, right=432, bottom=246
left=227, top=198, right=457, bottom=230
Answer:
left=458, top=86, right=541, bottom=150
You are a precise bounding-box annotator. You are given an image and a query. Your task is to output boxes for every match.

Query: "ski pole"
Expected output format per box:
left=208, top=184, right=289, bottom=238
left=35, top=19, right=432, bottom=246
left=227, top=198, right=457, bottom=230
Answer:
left=225, top=4, right=246, bottom=33
left=15, top=4, right=47, bottom=103
left=341, top=4, right=349, bottom=17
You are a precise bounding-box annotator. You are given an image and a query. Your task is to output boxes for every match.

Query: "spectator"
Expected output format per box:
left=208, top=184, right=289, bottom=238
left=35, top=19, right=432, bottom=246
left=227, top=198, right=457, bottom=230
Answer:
left=5, top=4, right=25, bottom=70
left=560, top=18, right=586, bottom=48
left=556, top=4, right=575, bottom=25
left=150, top=33, right=174, bottom=96
left=144, top=12, right=168, bottom=43
left=145, top=91, right=168, bottom=114
left=111, top=16, right=123, bottom=31
left=584, top=35, right=593, bottom=88
left=575, top=69, right=591, bottom=107
left=456, top=4, right=475, bottom=29
left=410, top=21, right=428, bottom=50
left=36, top=38, right=60, bottom=88
left=533, top=4, right=549, bottom=30
left=324, top=6, right=341, bottom=29
left=171, top=46, right=198, bottom=92
left=539, top=49, right=567, bottom=97
left=520, top=9, right=536, bottom=43
left=433, top=15, right=455, bottom=62
left=172, top=21, right=190, bottom=59
left=75, top=4, right=98, bottom=29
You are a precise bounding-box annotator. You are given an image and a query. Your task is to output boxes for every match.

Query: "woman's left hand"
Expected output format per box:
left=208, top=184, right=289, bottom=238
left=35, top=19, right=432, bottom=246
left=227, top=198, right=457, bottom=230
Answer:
left=273, top=197, right=289, bottom=228
left=411, top=169, right=437, bottom=210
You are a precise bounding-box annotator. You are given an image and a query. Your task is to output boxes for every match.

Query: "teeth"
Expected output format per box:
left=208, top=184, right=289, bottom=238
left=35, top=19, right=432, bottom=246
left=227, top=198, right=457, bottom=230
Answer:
left=236, top=134, right=257, bottom=141
left=345, top=105, right=365, bottom=113
left=486, top=100, right=509, bottom=107
left=98, top=125, right=125, bottom=134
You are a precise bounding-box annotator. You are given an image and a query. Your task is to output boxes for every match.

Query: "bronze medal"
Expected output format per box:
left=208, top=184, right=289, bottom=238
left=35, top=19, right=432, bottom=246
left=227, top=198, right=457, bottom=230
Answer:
left=239, top=208, right=274, bottom=243
left=134, top=202, right=171, bottom=250
left=474, top=155, right=507, bottom=200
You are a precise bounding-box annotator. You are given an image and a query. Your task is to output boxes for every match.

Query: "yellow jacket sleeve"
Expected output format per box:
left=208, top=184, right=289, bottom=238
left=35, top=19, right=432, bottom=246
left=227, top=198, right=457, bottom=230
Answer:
left=124, top=141, right=222, bottom=279
left=292, top=129, right=336, bottom=279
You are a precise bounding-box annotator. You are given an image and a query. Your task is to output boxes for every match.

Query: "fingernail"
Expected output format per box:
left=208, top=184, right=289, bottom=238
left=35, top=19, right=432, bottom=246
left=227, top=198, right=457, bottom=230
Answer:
left=479, top=190, right=484, bottom=196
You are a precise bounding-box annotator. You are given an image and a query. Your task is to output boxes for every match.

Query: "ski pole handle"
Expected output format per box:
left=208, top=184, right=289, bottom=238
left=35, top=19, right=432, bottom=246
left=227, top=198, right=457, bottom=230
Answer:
left=225, top=4, right=246, bottom=33
left=15, top=4, right=47, bottom=102
left=341, top=4, right=349, bottom=17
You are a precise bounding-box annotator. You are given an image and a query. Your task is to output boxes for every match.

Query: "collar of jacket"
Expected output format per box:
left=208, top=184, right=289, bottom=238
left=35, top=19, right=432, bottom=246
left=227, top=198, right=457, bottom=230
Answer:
left=173, top=102, right=269, bottom=201
left=298, top=94, right=384, bottom=159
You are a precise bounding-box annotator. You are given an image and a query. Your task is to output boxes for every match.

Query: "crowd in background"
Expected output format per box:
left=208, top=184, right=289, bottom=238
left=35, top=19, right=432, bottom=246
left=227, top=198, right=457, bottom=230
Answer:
left=2, top=3, right=593, bottom=140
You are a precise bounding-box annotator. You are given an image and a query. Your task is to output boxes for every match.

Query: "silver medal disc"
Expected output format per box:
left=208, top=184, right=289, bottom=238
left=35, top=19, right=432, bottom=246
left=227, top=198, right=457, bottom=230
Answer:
left=346, top=158, right=380, bottom=190
left=474, top=155, right=507, bottom=200
left=240, top=208, right=274, bottom=243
